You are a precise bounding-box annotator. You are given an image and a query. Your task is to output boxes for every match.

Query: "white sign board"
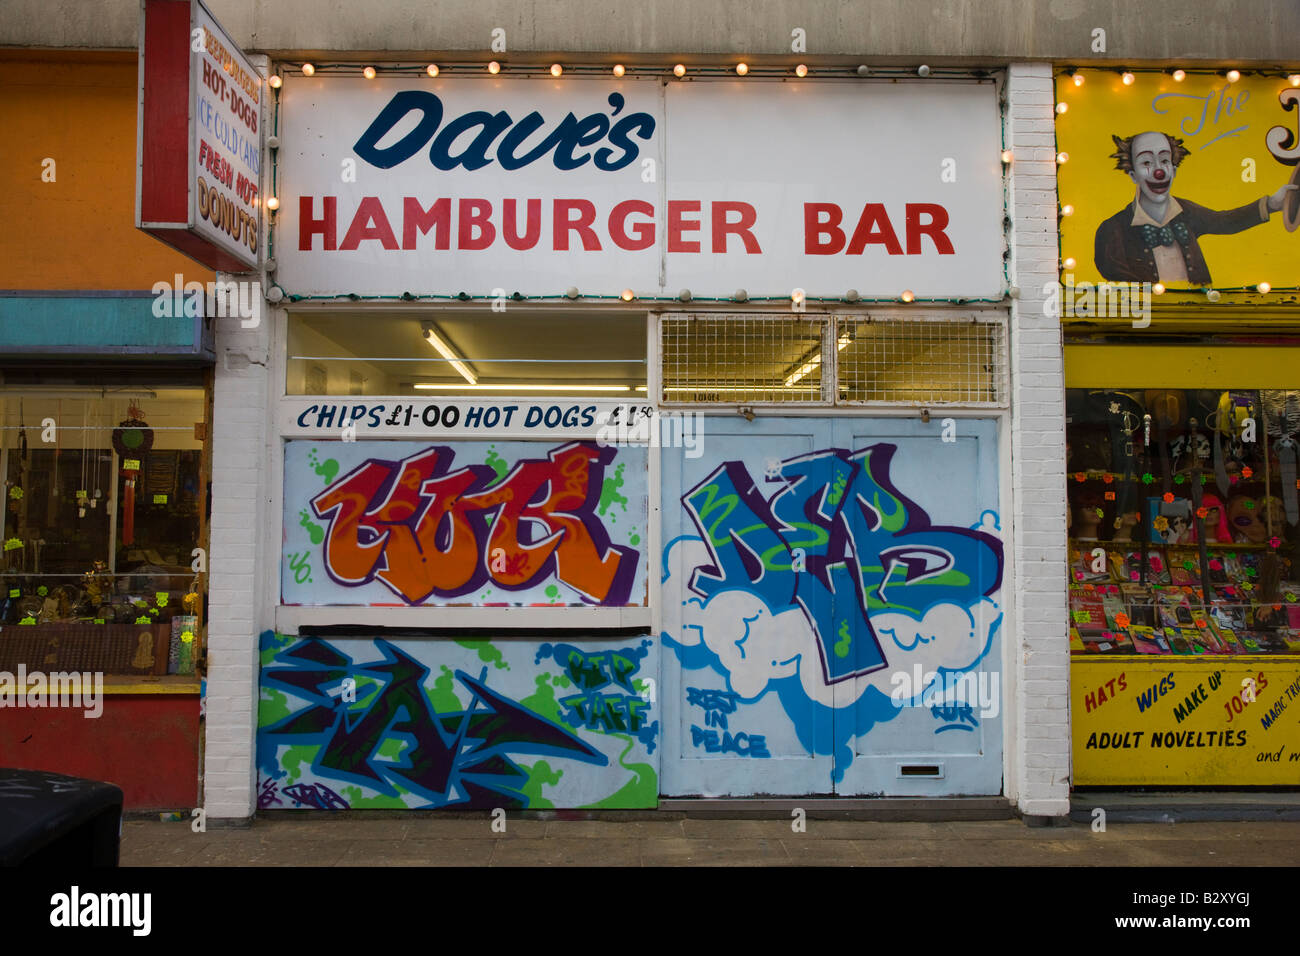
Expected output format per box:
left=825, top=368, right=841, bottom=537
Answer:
left=277, top=77, right=1004, bottom=299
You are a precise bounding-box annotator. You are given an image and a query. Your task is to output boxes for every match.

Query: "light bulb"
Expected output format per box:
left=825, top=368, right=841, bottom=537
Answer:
left=550, top=63, right=563, bottom=77
left=268, top=74, right=282, bottom=89
left=1258, top=282, right=1272, bottom=294
left=1226, top=69, right=1241, bottom=82
left=266, top=196, right=280, bottom=211
left=612, top=64, right=625, bottom=77
left=1072, top=73, right=1084, bottom=87
left=1152, top=282, right=1166, bottom=295
left=1121, top=71, right=1135, bottom=85
left=301, top=63, right=315, bottom=76
left=1057, top=151, right=1069, bottom=164
left=426, top=64, right=439, bottom=77
left=1173, top=69, right=1186, bottom=82
left=1063, top=257, right=1076, bottom=269
left=620, top=288, right=634, bottom=301
left=1061, top=204, right=1074, bottom=216
left=488, top=61, right=501, bottom=74
left=1056, top=102, right=1068, bottom=114
left=795, top=64, right=808, bottom=77
left=901, top=290, right=915, bottom=302
left=917, top=64, right=931, bottom=77
left=1290, top=74, right=1300, bottom=87
left=1206, top=289, right=1221, bottom=302
left=735, top=63, right=748, bottom=76
left=363, top=66, right=376, bottom=79
left=673, top=64, right=686, bottom=77
left=1001, top=149, right=1013, bottom=164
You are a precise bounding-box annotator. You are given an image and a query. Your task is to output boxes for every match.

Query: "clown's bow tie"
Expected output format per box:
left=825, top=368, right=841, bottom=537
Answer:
left=1140, top=220, right=1191, bottom=249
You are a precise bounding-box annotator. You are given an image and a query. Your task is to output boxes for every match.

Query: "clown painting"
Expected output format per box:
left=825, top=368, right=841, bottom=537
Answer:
left=1094, top=131, right=1297, bottom=284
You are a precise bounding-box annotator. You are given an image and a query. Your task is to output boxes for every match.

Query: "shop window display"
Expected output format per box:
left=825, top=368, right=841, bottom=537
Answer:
left=1067, top=387, right=1300, bottom=657
left=0, top=392, right=207, bottom=677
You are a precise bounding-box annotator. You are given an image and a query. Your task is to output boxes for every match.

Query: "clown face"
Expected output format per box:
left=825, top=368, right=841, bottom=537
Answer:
left=1130, top=131, right=1176, bottom=206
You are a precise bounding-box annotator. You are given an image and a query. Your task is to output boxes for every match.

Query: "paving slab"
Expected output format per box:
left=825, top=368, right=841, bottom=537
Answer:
left=337, top=839, right=494, bottom=867
left=490, top=837, right=643, bottom=867
left=639, top=838, right=791, bottom=866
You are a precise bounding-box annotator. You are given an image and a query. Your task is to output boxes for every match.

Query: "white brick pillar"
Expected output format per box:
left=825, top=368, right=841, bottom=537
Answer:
left=1005, top=63, right=1071, bottom=818
left=203, top=294, right=273, bottom=821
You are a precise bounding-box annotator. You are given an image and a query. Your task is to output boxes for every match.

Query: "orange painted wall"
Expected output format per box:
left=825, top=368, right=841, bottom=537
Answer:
left=0, top=52, right=213, bottom=291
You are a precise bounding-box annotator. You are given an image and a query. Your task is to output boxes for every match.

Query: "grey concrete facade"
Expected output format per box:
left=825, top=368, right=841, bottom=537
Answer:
left=2, top=0, right=1297, bottom=64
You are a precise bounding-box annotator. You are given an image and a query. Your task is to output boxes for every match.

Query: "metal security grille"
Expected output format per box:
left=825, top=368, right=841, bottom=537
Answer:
left=659, top=312, right=1008, bottom=407
left=835, top=315, right=1007, bottom=406
left=659, top=314, right=826, bottom=403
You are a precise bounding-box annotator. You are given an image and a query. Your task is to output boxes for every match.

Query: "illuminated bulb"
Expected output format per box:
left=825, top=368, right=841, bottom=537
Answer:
left=620, top=288, right=634, bottom=301
left=795, top=64, right=808, bottom=77
left=791, top=289, right=805, bottom=306
left=735, top=63, right=748, bottom=76
left=673, top=63, right=686, bottom=77
left=426, top=64, right=439, bottom=77
left=1173, top=69, right=1186, bottom=82
left=1258, top=282, right=1272, bottom=294
left=1072, top=73, right=1084, bottom=87
left=1056, top=102, right=1068, bottom=114
left=488, top=61, right=501, bottom=74
left=1291, top=74, right=1300, bottom=87
left=1061, top=204, right=1074, bottom=216
left=550, top=63, right=563, bottom=77
left=1152, top=282, right=1166, bottom=295
left=266, top=196, right=280, bottom=211
left=612, top=64, right=625, bottom=77
left=363, top=66, right=376, bottom=79
left=1226, top=69, right=1240, bottom=82
left=268, top=74, right=282, bottom=89
left=1000, top=149, right=1013, bottom=164
left=901, top=290, right=915, bottom=302
left=1121, top=71, right=1135, bottom=85
left=1063, top=257, right=1077, bottom=270
left=301, top=63, right=315, bottom=76
left=1206, top=289, right=1221, bottom=302
left=1057, top=151, right=1069, bottom=164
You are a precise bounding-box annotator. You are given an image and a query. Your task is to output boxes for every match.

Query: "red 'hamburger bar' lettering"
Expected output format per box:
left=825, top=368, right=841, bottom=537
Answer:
left=297, top=196, right=954, bottom=256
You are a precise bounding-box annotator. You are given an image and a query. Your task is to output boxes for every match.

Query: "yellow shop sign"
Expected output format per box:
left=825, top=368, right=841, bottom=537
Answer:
left=1055, top=70, right=1300, bottom=295
left=1072, top=658, right=1300, bottom=785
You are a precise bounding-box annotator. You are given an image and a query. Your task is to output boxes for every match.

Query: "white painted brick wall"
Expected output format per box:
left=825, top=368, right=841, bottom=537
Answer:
left=203, top=302, right=272, bottom=821
left=1006, top=63, right=1071, bottom=818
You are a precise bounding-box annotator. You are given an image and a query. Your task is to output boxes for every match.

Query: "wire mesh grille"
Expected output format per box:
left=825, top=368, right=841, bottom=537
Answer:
left=660, top=313, right=1008, bottom=406
left=835, top=316, right=1007, bottom=405
left=660, top=315, right=826, bottom=403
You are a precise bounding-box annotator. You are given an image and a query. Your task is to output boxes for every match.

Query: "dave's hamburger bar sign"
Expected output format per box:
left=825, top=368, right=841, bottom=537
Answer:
left=136, top=0, right=261, bottom=271
left=277, top=77, right=1004, bottom=298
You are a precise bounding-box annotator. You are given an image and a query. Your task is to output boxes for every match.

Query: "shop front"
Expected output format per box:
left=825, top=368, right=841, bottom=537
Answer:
left=0, top=48, right=216, bottom=809
left=1056, top=68, right=1300, bottom=788
left=241, top=64, right=1025, bottom=811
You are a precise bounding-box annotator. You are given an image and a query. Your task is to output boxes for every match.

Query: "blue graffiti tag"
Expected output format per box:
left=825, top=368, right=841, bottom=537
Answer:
left=536, top=640, right=659, bottom=753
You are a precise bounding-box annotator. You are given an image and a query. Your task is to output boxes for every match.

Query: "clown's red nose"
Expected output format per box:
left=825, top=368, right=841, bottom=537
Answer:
left=1153, top=170, right=1166, bottom=180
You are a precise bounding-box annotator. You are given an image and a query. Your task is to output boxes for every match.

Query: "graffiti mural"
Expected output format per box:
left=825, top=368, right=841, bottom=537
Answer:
left=282, top=440, right=647, bottom=606
left=663, top=426, right=1004, bottom=792
left=257, top=631, right=659, bottom=809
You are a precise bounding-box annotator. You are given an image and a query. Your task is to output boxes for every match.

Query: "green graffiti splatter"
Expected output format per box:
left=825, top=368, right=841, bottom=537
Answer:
left=545, top=584, right=560, bottom=602
left=339, top=785, right=411, bottom=809
left=258, top=687, right=291, bottom=728
left=629, top=528, right=640, bottom=546
left=827, top=472, right=847, bottom=506
left=834, top=619, right=852, bottom=658
left=426, top=665, right=463, bottom=714
left=456, top=639, right=510, bottom=670
left=519, top=760, right=564, bottom=809
left=307, top=448, right=340, bottom=485
left=598, top=462, right=628, bottom=516
left=298, top=510, right=324, bottom=545
left=484, top=445, right=508, bottom=484
left=260, top=631, right=295, bottom=668
left=519, top=672, right=571, bottom=723
left=281, top=744, right=319, bottom=785
left=584, top=734, right=657, bottom=809
left=376, top=738, right=404, bottom=761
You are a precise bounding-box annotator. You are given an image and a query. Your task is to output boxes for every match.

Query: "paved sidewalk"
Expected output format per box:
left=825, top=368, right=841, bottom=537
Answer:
left=120, top=818, right=1300, bottom=866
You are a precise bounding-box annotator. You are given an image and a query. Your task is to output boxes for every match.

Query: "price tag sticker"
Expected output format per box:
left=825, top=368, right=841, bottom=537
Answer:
left=7, top=588, right=18, bottom=598
left=93, top=618, right=105, bottom=624
left=152, top=494, right=168, bottom=505
left=181, top=630, right=194, bottom=644
left=156, top=592, right=169, bottom=607
left=123, top=459, right=141, bottom=471
left=76, top=490, right=87, bottom=500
